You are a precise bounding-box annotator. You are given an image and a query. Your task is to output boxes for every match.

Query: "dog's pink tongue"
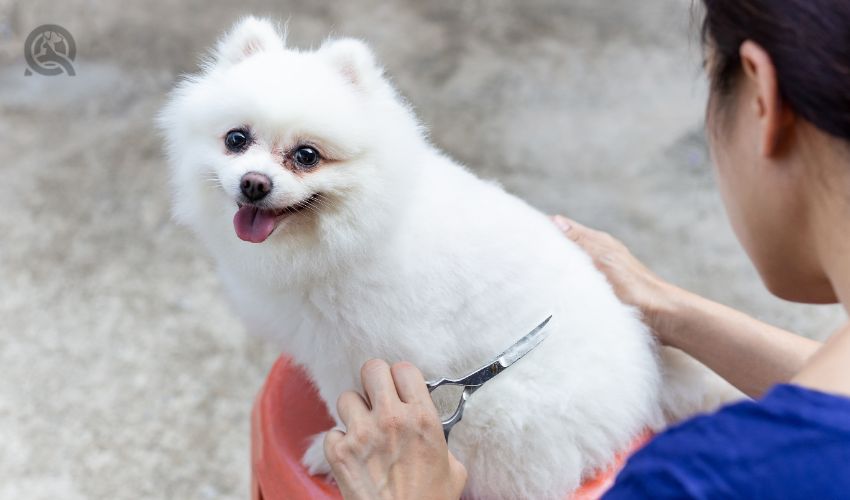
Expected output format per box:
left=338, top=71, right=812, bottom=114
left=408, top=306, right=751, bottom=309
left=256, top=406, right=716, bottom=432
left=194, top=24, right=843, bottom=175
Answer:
left=233, top=206, right=277, bottom=243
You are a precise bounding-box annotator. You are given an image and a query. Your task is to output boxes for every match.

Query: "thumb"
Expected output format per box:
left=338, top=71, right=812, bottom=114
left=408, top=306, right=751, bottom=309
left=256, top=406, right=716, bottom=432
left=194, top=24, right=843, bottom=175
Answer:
left=449, top=454, right=468, bottom=496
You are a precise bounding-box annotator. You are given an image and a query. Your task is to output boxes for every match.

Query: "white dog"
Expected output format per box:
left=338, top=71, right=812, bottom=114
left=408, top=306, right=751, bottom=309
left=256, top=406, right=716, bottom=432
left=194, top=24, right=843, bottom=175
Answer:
left=160, top=18, right=737, bottom=499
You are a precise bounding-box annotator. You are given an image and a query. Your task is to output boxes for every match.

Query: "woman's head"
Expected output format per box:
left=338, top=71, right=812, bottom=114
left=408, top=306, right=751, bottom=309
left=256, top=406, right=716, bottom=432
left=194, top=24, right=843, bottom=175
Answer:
left=701, top=0, right=850, bottom=303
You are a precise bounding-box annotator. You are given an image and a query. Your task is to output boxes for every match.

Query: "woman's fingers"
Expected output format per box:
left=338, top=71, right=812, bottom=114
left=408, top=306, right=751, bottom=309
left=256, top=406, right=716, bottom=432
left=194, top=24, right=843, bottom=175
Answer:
left=553, top=215, right=586, bottom=241
left=390, top=361, right=433, bottom=406
left=552, top=214, right=574, bottom=234
left=360, top=358, right=399, bottom=410
left=448, top=454, right=469, bottom=496
left=553, top=215, right=596, bottom=250
left=552, top=215, right=622, bottom=261
left=553, top=215, right=601, bottom=245
left=337, top=390, right=371, bottom=429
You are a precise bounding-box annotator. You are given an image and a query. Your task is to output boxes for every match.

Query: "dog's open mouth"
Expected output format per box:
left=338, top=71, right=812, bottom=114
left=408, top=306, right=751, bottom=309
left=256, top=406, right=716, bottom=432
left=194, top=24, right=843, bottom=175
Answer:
left=233, top=194, right=320, bottom=243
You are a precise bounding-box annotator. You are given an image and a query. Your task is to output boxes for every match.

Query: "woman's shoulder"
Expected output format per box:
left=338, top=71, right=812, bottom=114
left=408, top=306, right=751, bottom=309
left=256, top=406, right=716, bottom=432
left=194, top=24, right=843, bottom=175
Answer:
left=604, top=384, right=850, bottom=499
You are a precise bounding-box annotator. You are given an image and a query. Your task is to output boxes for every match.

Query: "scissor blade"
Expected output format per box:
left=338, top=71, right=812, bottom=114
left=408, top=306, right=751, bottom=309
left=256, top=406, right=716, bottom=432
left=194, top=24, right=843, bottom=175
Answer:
left=496, top=315, right=552, bottom=368
left=433, top=315, right=553, bottom=389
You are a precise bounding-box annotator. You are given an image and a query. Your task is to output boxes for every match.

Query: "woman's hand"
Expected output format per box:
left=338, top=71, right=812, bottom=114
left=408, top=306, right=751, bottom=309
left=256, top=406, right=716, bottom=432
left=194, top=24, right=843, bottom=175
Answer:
left=551, top=215, right=681, bottom=343
left=552, top=215, right=822, bottom=397
left=324, top=359, right=467, bottom=500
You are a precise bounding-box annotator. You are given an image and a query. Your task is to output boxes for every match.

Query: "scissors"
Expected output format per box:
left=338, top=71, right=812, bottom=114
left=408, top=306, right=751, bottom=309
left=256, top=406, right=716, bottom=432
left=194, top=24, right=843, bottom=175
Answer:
left=425, top=315, right=552, bottom=441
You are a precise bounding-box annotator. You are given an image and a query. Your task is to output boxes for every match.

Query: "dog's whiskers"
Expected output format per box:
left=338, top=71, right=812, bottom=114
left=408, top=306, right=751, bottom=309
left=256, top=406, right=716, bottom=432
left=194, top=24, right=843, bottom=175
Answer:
left=303, top=194, right=336, bottom=215
left=200, top=173, right=224, bottom=190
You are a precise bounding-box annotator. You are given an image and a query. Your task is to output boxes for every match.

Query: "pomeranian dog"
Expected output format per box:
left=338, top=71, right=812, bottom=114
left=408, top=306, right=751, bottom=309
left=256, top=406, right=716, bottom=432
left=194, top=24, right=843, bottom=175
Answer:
left=160, top=17, right=737, bottom=499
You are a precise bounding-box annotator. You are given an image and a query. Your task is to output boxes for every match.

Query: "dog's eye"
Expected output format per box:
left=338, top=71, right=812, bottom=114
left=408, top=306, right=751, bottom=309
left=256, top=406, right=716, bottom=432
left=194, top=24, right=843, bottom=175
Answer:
left=225, top=129, right=250, bottom=153
left=293, top=146, right=321, bottom=168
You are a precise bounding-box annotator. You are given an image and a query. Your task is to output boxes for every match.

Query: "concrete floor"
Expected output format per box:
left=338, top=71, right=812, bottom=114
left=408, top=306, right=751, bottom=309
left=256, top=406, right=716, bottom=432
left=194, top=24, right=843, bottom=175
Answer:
left=0, top=0, right=845, bottom=498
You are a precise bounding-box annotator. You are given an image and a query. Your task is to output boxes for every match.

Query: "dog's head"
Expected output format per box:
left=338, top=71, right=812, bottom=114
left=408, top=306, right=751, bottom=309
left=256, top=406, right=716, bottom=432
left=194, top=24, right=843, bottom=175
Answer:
left=159, top=17, right=422, bottom=262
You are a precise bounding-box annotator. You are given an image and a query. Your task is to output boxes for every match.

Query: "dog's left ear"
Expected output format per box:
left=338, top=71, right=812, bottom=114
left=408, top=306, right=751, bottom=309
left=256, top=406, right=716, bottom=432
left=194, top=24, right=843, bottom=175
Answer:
left=320, top=38, right=384, bottom=90
left=214, top=17, right=284, bottom=67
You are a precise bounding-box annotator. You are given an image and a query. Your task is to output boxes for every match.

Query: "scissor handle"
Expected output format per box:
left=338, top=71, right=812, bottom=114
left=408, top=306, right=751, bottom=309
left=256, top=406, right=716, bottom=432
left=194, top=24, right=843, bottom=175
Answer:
left=426, top=377, right=455, bottom=392
left=426, top=379, right=476, bottom=441
left=439, top=388, right=471, bottom=441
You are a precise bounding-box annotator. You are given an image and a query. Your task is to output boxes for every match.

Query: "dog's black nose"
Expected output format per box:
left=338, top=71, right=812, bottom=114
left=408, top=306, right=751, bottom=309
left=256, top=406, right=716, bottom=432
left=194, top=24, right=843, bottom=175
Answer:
left=240, top=172, right=272, bottom=201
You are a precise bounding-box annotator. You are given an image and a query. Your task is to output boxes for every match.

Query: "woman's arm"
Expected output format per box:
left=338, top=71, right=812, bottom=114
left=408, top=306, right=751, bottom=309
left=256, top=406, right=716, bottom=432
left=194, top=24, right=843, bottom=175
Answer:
left=552, top=216, right=821, bottom=398
left=657, top=286, right=821, bottom=397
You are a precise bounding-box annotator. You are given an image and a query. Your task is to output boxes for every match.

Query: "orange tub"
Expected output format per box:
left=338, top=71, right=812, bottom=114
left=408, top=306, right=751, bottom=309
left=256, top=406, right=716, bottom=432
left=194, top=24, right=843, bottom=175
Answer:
left=251, top=356, right=650, bottom=500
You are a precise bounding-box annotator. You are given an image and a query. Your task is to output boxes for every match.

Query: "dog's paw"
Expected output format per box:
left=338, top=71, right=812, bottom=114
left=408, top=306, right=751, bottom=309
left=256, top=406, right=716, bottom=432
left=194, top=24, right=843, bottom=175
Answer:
left=302, top=432, right=333, bottom=476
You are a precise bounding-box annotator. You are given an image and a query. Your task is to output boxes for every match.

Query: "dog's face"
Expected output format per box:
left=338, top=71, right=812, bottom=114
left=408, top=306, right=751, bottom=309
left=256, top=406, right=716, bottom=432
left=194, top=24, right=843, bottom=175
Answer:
left=160, top=18, right=413, bottom=252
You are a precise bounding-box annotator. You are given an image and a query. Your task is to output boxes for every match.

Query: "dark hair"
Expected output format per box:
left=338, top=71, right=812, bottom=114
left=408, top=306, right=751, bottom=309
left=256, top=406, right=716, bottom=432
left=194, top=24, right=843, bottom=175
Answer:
left=702, top=0, right=850, bottom=141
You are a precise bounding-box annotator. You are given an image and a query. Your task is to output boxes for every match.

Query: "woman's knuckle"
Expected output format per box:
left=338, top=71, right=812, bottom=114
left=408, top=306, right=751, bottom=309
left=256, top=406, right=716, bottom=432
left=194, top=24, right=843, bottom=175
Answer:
left=413, top=409, right=437, bottom=431
left=327, top=441, right=349, bottom=465
left=378, top=413, right=405, bottom=432
left=349, top=426, right=372, bottom=447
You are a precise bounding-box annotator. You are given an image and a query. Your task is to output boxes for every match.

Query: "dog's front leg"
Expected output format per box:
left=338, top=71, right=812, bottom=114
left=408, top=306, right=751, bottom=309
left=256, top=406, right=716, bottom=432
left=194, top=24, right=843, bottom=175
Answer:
left=300, top=365, right=355, bottom=478
left=303, top=430, right=334, bottom=476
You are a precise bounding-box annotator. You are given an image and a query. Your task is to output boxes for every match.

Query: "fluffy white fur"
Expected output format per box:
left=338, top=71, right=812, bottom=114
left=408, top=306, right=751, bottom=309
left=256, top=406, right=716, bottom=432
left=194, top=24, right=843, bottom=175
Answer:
left=160, top=17, right=739, bottom=499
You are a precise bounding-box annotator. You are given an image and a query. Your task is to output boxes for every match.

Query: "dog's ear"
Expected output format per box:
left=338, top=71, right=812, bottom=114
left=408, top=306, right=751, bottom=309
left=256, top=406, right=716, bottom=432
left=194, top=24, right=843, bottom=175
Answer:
left=214, top=17, right=284, bottom=67
left=319, top=38, right=384, bottom=90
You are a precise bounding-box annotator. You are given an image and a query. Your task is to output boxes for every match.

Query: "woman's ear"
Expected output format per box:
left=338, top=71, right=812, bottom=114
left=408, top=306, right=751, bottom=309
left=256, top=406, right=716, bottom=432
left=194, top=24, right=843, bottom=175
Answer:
left=739, top=41, right=795, bottom=158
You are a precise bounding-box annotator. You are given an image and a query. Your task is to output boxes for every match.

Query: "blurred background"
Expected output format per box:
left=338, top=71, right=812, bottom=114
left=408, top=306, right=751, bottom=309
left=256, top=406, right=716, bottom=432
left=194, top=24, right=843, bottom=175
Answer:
left=0, top=0, right=845, bottom=498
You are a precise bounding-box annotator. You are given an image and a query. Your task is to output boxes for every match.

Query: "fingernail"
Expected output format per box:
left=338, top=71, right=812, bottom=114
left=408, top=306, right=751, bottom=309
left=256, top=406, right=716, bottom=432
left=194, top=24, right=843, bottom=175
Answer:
left=552, top=215, right=572, bottom=232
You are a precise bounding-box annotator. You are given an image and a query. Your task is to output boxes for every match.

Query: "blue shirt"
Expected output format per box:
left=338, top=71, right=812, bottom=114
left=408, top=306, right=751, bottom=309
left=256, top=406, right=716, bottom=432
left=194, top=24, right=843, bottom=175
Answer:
left=604, top=384, right=850, bottom=499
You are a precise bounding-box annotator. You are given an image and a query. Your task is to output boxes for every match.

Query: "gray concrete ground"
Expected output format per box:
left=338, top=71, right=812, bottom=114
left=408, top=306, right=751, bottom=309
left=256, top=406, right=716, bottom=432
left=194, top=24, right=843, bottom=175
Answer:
left=0, top=0, right=845, bottom=498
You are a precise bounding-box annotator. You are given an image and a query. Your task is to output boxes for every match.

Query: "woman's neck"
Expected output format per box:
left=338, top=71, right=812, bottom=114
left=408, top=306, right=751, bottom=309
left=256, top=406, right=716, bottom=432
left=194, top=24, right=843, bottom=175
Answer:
left=825, top=258, right=850, bottom=316
left=791, top=145, right=850, bottom=397
left=802, top=134, right=850, bottom=312
left=793, top=199, right=850, bottom=397
left=812, top=186, right=850, bottom=315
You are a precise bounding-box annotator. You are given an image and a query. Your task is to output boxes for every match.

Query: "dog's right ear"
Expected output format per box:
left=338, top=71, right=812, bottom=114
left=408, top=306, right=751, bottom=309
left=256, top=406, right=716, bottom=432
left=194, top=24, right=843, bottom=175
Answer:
left=213, top=17, right=284, bottom=67
left=319, top=38, right=384, bottom=91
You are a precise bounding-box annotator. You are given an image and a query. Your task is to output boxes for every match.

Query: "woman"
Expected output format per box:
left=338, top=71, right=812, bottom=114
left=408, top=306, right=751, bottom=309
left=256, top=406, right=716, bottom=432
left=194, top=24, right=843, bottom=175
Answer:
left=322, top=0, right=850, bottom=497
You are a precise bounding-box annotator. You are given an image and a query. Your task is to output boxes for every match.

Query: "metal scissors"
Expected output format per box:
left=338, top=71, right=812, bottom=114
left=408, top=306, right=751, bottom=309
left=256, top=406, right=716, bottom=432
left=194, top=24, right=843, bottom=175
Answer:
left=425, top=315, right=552, bottom=441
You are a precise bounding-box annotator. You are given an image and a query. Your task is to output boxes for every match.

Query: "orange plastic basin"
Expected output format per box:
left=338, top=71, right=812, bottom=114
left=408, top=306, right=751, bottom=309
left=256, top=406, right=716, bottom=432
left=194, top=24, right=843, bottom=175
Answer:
left=251, top=356, right=650, bottom=500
